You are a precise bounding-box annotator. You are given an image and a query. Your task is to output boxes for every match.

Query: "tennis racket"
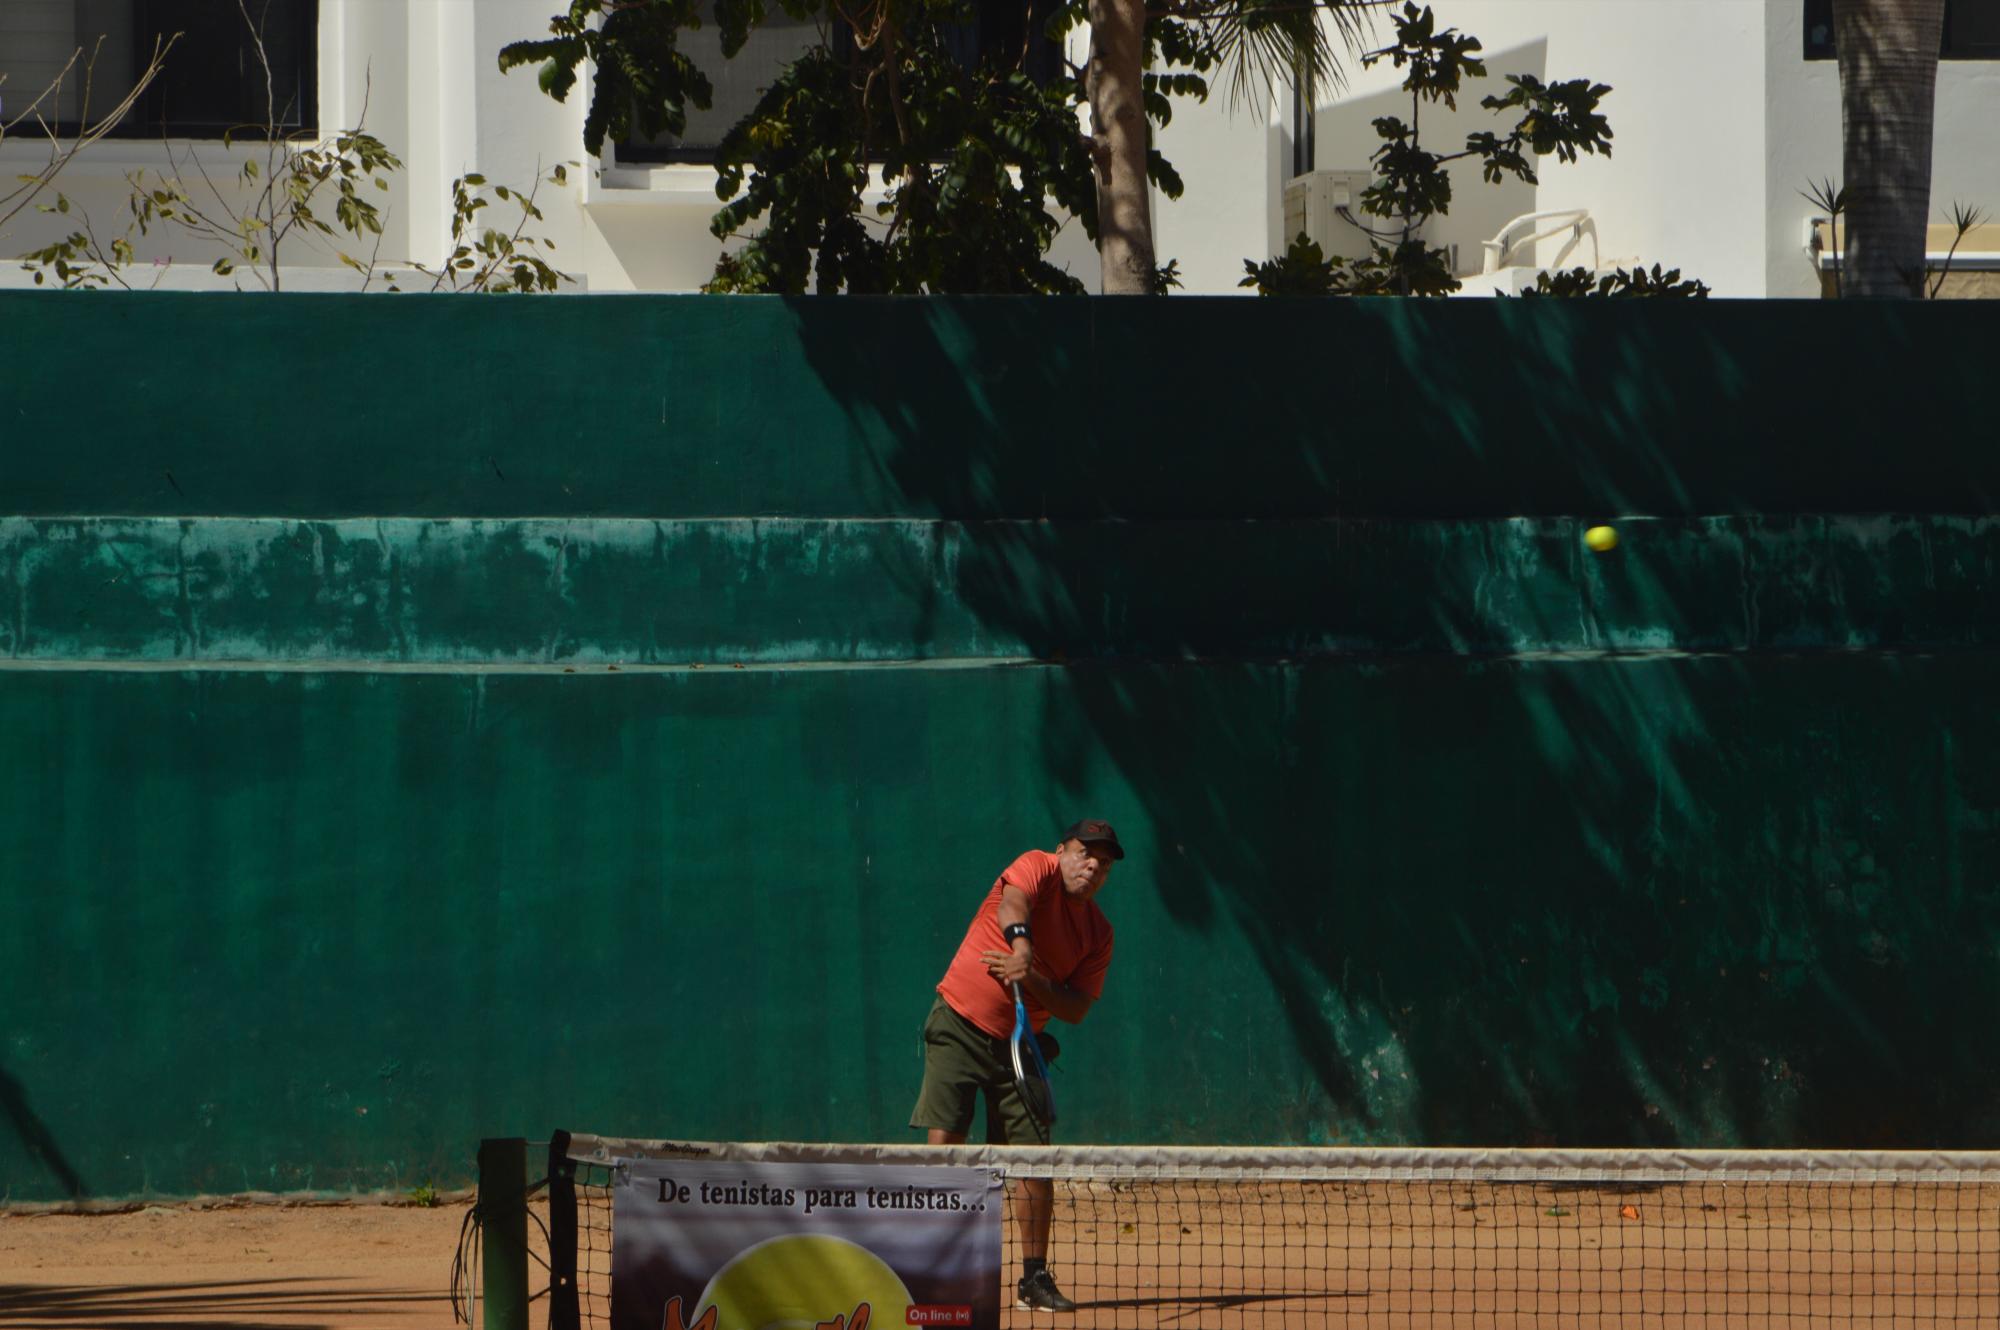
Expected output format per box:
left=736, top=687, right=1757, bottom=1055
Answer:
left=1009, top=981, right=1057, bottom=1139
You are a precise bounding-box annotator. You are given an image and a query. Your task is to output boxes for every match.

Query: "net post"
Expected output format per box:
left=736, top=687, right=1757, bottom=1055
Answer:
left=547, top=1131, right=581, bottom=1330
left=478, top=1137, right=530, bottom=1330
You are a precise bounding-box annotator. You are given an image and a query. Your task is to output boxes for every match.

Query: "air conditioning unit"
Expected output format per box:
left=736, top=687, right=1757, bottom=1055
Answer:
left=1280, top=170, right=1378, bottom=263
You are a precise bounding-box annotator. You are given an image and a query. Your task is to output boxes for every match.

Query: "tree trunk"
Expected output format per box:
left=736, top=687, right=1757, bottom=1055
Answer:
left=1832, top=0, right=1945, bottom=298
left=1087, top=0, right=1154, bottom=294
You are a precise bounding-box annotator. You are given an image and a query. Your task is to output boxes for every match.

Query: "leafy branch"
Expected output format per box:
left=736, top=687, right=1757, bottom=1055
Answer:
left=0, top=33, right=181, bottom=240
left=1927, top=201, right=1986, bottom=299
left=1514, top=263, right=1710, bottom=298
left=1241, top=2, right=1693, bottom=299
left=14, top=4, right=576, bottom=294
left=1802, top=177, right=1987, bottom=300
left=1799, top=176, right=1845, bottom=296
left=1239, top=233, right=1349, bottom=295
left=1350, top=2, right=1612, bottom=294
left=505, top=0, right=1228, bottom=293
left=408, top=164, right=578, bottom=293
left=498, top=0, right=712, bottom=158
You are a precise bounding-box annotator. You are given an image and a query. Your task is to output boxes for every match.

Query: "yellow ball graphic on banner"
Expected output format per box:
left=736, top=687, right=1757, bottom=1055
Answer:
left=696, top=1234, right=913, bottom=1330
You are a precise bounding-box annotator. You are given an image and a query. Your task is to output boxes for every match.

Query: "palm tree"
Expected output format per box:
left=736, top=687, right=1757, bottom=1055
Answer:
left=1090, top=0, right=1376, bottom=293
left=506, top=0, right=1377, bottom=294
left=1830, top=0, right=1946, bottom=298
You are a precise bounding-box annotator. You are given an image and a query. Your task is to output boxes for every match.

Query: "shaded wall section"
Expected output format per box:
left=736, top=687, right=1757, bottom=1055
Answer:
left=1, top=293, right=1997, bottom=1201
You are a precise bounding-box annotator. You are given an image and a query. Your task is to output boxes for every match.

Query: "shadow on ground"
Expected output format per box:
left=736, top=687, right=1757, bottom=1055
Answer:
left=0, top=1277, right=451, bottom=1329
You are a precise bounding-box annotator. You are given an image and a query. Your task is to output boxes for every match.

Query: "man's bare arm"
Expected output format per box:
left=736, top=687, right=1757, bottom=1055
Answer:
left=983, top=884, right=1095, bottom=1023
left=1019, top=969, right=1094, bottom=1024
left=997, top=883, right=1032, bottom=939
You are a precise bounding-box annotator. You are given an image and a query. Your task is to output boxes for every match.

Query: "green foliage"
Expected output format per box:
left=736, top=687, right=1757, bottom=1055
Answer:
left=1350, top=237, right=1459, bottom=296
left=1928, top=201, right=1989, bottom=299
left=1238, top=232, right=1461, bottom=297
left=1348, top=3, right=1614, bottom=295
left=17, top=129, right=403, bottom=289
left=1, top=31, right=181, bottom=252
left=1799, top=175, right=1846, bottom=220
left=508, top=0, right=1223, bottom=292
left=7, top=6, right=543, bottom=292
left=1244, top=3, right=1684, bottom=299
left=1361, top=2, right=1486, bottom=112
left=1200, top=0, right=1367, bottom=115
left=407, top=1181, right=443, bottom=1208
left=158, top=129, right=402, bottom=285
left=498, top=0, right=713, bottom=157
left=407, top=163, right=579, bottom=293
left=18, top=193, right=116, bottom=288
left=1479, top=73, right=1614, bottom=169
left=699, top=28, right=1094, bottom=294
left=1239, top=233, right=1348, bottom=296
left=1798, top=175, right=1846, bottom=295
left=17, top=135, right=575, bottom=293
left=1802, top=177, right=1990, bottom=300
left=1514, top=263, right=1711, bottom=299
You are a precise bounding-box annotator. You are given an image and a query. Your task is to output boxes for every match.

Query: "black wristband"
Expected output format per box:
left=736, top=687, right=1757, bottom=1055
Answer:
left=1003, top=923, right=1032, bottom=945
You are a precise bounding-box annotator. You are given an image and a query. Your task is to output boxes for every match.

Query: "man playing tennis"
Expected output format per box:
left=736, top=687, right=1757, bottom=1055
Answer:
left=910, top=819, right=1121, bottom=1313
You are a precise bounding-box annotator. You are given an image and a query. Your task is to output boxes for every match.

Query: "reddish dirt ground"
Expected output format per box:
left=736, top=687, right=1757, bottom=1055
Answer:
left=6, top=1181, right=1998, bottom=1329
left=0, top=1200, right=505, bottom=1329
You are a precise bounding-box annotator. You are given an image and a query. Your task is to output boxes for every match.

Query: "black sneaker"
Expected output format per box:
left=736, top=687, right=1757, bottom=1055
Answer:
left=1015, top=1269, right=1077, bottom=1312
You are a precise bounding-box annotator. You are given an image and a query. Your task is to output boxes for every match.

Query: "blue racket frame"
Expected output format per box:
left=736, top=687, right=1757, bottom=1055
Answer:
left=1010, top=980, right=1057, bottom=1135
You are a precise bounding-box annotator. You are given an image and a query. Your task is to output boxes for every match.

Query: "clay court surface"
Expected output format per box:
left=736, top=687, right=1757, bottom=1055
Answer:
left=6, top=1181, right=2000, bottom=1329
left=565, top=1176, right=2000, bottom=1329
left=1011, top=1179, right=2000, bottom=1328
left=0, top=1199, right=511, bottom=1329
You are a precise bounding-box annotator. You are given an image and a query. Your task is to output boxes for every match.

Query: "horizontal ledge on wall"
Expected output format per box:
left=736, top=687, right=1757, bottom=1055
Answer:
left=7, top=515, right=1999, bottom=663
left=0, top=656, right=1037, bottom=676
left=7, top=645, right=2000, bottom=675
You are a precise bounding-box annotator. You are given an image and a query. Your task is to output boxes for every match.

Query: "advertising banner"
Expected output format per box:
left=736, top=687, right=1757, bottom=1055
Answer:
left=611, top=1158, right=1004, bottom=1330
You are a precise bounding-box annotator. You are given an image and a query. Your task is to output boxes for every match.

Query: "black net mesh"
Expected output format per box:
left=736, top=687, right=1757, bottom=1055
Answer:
left=550, top=1138, right=2000, bottom=1330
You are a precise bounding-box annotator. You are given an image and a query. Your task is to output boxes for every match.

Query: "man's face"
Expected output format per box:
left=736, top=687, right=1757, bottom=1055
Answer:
left=1058, top=839, right=1115, bottom=900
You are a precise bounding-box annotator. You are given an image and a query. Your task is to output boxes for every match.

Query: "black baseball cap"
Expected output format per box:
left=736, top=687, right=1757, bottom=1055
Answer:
left=1062, top=819, right=1125, bottom=860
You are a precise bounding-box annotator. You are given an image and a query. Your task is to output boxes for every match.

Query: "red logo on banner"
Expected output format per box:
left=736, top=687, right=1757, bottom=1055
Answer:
left=663, top=1298, right=719, bottom=1330
left=905, top=1307, right=973, bottom=1326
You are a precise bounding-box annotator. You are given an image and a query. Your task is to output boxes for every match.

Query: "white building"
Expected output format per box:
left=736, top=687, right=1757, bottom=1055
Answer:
left=1, top=0, right=1995, bottom=296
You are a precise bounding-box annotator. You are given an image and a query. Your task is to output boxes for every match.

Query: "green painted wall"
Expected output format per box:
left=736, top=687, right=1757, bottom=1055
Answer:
left=6, top=515, right=1999, bottom=663
left=2, top=293, right=1997, bottom=1202
left=5, top=295, right=1999, bottom=521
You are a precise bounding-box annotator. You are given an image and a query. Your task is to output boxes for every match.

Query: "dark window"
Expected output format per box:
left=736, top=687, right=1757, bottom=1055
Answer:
left=1803, top=0, right=1832, bottom=56
left=1290, top=70, right=1316, bottom=178
left=1806, top=0, right=2000, bottom=60
left=0, top=0, right=316, bottom=138
left=617, top=0, right=1062, bottom=164
left=948, top=0, right=1063, bottom=87
left=1946, top=1, right=2000, bottom=56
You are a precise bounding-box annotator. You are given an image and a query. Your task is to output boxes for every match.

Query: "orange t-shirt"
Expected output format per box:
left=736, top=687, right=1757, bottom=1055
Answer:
left=936, top=849, right=1114, bottom=1038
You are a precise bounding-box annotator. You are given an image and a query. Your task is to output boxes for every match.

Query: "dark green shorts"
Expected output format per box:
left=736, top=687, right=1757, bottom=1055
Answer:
left=909, top=996, right=1052, bottom=1145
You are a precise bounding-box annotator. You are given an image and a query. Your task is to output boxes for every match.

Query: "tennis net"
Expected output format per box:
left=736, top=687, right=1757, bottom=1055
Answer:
left=545, top=1132, right=2000, bottom=1330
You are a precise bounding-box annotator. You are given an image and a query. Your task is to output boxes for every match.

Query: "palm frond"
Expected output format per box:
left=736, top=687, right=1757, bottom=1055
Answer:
left=1197, top=0, right=1385, bottom=111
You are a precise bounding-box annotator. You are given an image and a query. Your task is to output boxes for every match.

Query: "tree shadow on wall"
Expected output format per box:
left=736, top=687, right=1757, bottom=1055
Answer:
left=787, top=297, right=2000, bottom=1147
left=2, top=1064, right=84, bottom=1200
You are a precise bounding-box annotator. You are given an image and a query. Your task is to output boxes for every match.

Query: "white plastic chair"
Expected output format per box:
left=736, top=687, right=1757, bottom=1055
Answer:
left=1480, top=209, right=1598, bottom=273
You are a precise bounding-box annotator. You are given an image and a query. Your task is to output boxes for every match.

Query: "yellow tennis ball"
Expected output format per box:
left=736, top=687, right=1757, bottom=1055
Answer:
left=696, top=1233, right=912, bottom=1330
left=1584, top=525, right=1619, bottom=552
